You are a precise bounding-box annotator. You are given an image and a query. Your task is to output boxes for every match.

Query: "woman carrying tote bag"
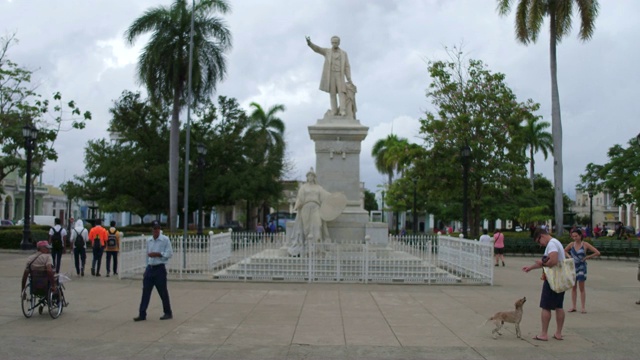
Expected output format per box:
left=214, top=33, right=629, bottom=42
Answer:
left=522, top=228, right=574, bottom=341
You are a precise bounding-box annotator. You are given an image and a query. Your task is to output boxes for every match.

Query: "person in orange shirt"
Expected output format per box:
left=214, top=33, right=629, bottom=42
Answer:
left=88, top=220, right=109, bottom=276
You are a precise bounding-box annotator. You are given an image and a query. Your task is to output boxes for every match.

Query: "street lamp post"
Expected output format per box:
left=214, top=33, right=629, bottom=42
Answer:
left=588, top=191, right=593, bottom=237
left=381, top=190, right=385, bottom=223
left=461, top=145, right=471, bottom=239
left=412, top=177, right=418, bottom=234
left=196, top=143, right=207, bottom=236
left=21, top=124, right=39, bottom=250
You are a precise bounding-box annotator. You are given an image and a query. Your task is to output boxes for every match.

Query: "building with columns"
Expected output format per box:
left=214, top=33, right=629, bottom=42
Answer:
left=573, top=189, right=638, bottom=230
left=1, top=171, right=80, bottom=228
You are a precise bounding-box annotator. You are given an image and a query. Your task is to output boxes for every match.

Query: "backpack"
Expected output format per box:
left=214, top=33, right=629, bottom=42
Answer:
left=51, top=228, right=63, bottom=251
left=74, top=229, right=85, bottom=249
left=92, top=233, right=101, bottom=249
left=107, top=229, right=117, bottom=248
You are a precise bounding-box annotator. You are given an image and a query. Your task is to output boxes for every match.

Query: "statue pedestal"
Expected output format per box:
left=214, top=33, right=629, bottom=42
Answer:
left=308, top=115, right=388, bottom=244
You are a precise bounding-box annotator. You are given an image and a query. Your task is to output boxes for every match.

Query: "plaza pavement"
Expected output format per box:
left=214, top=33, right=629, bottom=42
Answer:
left=0, top=251, right=639, bottom=360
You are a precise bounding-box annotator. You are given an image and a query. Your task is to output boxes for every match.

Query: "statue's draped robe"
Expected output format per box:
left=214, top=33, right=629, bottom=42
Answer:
left=288, top=183, right=331, bottom=257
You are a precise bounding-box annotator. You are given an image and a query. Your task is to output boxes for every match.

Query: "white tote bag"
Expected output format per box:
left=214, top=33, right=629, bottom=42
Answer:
left=543, top=258, right=576, bottom=293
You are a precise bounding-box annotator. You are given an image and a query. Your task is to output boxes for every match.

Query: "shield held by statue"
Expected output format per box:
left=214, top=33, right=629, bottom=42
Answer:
left=320, top=192, right=347, bottom=221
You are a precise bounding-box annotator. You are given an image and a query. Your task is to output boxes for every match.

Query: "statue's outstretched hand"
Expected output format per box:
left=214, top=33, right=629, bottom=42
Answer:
left=305, top=36, right=311, bottom=45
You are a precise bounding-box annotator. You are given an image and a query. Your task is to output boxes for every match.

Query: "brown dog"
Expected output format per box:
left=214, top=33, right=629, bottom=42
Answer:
left=487, top=297, right=526, bottom=339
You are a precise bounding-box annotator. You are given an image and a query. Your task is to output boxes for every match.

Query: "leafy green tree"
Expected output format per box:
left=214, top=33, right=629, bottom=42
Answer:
left=521, top=115, right=553, bottom=189
left=518, top=205, right=551, bottom=228
left=244, top=102, right=286, bottom=228
left=497, top=0, right=599, bottom=235
left=363, top=188, right=379, bottom=213
left=190, top=96, right=285, bottom=229
left=579, top=137, right=640, bottom=208
left=371, top=134, right=411, bottom=186
left=246, top=102, right=285, bottom=160
left=418, top=50, right=534, bottom=238
left=191, top=96, right=249, bottom=207
left=78, top=91, right=169, bottom=217
left=1, top=34, right=91, bottom=194
left=371, top=134, right=415, bottom=231
left=125, top=0, right=232, bottom=231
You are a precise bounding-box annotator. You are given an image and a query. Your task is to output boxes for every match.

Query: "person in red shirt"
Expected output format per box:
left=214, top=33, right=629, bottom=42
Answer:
left=494, top=229, right=506, bottom=266
left=88, top=220, right=109, bottom=276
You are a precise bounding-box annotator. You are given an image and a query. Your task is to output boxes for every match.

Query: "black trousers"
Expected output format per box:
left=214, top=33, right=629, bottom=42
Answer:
left=138, top=264, right=172, bottom=319
left=51, top=250, right=63, bottom=273
left=106, top=251, right=118, bottom=274
left=92, top=246, right=104, bottom=273
left=73, top=248, right=86, bottom=274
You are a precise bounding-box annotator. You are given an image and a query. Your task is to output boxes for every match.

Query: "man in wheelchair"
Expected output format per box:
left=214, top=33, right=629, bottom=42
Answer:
left=21, top=240, right=67, bottom=318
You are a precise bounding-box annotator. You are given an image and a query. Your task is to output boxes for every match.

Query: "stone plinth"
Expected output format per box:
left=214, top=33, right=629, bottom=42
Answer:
left=308, top=116, right=387, bottom=244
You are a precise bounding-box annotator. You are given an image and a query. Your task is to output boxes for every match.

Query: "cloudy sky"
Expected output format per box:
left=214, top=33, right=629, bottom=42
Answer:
left=2, top=0, right=638, bottom=199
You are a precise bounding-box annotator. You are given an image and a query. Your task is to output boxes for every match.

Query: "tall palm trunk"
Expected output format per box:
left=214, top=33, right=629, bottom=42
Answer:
left=549, top=9, right=564, bottom=236
left=169, top=89, right=182, bottom=232
left=529, top=147, right=535, bottom=190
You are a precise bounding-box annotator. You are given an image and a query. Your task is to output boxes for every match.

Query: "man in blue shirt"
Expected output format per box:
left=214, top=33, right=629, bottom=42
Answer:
left=134, top=220, right=173, bottom=321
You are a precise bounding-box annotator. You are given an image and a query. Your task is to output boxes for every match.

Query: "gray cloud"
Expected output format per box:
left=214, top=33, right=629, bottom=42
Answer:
left=2, top=0, right=638, bottom=200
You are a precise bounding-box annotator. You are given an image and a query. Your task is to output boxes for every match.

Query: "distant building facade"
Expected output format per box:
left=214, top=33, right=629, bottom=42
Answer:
left=574, top=189, right=638, bottom=230
left=1, top=171, right=80, bottom=228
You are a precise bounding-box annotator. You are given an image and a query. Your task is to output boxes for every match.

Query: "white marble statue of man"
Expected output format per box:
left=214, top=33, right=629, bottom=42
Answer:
left=287, top=169, right=333, bottom=257
left=306, top=35, right=353, bottom=117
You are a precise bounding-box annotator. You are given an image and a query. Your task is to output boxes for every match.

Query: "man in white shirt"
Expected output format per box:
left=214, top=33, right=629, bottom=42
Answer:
left=522, top=228, right=566, bottom=341
left=479, top=229, right=492, bottom=244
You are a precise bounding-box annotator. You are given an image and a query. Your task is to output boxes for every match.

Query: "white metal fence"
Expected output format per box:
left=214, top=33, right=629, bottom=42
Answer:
left=119, top=232, right=493, bottom=285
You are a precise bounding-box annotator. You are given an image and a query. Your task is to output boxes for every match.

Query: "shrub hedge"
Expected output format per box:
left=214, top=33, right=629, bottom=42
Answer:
left=0, top=225, right=53, bottom=249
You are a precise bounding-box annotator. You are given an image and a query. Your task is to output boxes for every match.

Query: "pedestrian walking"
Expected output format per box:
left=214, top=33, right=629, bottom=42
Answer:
left=105, top=220, right=121, bottom=277
left=88, top=220, right=108, bottom=276
left=70, top=219, right=88, bottom=277
left=134, top=220, right=173, bottom=321
left=48, top=218, right=67, bottom=274
left=493, top=228, right=505, bottom=266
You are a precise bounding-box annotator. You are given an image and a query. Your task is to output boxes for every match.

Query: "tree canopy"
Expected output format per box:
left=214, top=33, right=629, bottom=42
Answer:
left=73, top=91, right=287, bottom=227
left=125, top=0, right=232, bottom=231
left=0, top=34, right=91, bottom=193
left=414, top=49, right=538, bottom=237
left=579, top=136, right=640, bottom=208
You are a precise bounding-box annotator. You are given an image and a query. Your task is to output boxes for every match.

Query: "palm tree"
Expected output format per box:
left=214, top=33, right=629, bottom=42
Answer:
left=246, top=102, right=286, bottom=160
left=244, top=102, right=286, bottom=229
left=372, top=134, right=412, bottom=231
left=497, top=0, right=599, bottom=235
left=125, top=0, right=232, bottom=231
left=522, top=116, right=553, bottom=190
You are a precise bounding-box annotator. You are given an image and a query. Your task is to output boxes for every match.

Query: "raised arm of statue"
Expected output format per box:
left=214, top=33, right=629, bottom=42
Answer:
left=305, top=36, right=325, bottom=55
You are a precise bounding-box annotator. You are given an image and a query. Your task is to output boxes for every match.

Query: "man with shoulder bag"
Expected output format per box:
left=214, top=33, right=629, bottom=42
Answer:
left=522, top=228, right=569, bottom=341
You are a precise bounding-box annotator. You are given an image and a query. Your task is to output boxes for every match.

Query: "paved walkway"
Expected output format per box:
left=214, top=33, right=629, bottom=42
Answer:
left=1, top=251, right=639, bottom=359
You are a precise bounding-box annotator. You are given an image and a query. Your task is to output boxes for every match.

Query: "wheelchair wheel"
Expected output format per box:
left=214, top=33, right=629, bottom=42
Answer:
left=21, top=284, right=34, bottom=318
left=48, top=287, right=63, bottom=319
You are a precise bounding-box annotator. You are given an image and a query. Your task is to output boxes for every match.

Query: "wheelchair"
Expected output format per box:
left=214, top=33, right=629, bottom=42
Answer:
left=21, top=270, right=68, bottom=319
